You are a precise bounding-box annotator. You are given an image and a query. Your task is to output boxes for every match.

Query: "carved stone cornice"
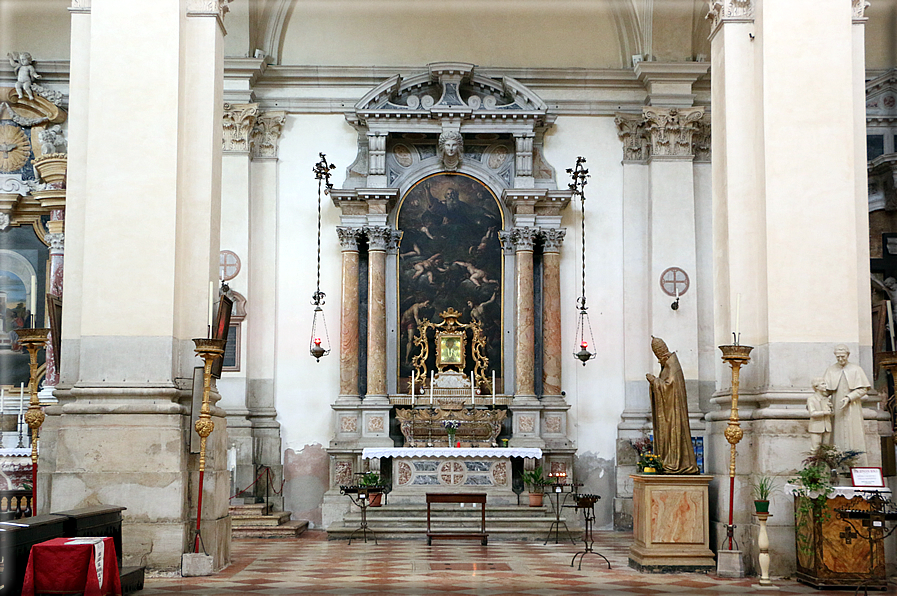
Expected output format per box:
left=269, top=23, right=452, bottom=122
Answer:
left=222, top=103, right=258, bottom=153
left=250, top=111, right=286, bottom=159
left=853, top=0, right=871, bottom=21
left=69, top=0, right=90, bottom=13
left=642, top=107, right=705, bottom=159
left=336, top=227, right=362, bottom=251
left=707, top=0, right=754, bottom=38
left=364, top=226, right=393, bottom=251
left=509, top=227, right=538, bottom=252
left=187, top=0, right=232, bottom=18
left=614, top=112, right=649, bottom=162
left=540, top=228, right=566, bottom=253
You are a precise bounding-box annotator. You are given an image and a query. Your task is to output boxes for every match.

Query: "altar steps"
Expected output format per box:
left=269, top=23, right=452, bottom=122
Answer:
left=229, top=503, right=309, bottom=539
left=327, top=504, right=579, bottom=542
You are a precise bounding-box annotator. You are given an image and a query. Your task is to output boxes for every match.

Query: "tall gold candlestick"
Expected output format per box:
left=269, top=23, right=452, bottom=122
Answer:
left=17, top=328, right=50, bottom=516
left=191, top=337, right=225, bottom=553
left=719, top=343, right=752, bottom=550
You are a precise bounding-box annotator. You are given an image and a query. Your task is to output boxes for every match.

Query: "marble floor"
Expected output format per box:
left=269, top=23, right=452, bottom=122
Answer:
left=137, top=531, right=895, bottom=595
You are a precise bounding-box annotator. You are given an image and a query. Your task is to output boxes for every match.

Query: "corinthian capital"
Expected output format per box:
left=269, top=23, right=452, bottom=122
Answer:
left=222, top=103, right=258, bottom=153
left=614, top=113, right=649, bottom=162
left=510, top=227, right=538, bottom=252
left=336, top=227, right=362, bottom=251
left=540, top=228, right=566, bottom=253
left=364, top=226, right=393, bottom=251
left=46, top=232, right=65, bottom=252
left=707, top=0, right=753, bottom=34
left=853, top=0, right=871, bottom=20
left=642, top=107, right=705, bottom=158
left=251, top=111, right=287, bottom=159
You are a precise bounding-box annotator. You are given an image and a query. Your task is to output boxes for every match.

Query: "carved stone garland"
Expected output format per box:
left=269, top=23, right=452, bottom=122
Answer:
left=411, top=307, right=490, bottom=392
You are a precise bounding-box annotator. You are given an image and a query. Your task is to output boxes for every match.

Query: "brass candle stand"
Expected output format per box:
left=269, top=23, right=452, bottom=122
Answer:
left=191, top=337, right=226, bottom=554
left=719, top=343, right=752, bottom=551
left=17, top=327, right=50, bottom=516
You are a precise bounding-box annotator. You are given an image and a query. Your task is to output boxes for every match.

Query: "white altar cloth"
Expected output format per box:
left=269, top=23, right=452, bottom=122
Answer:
left=362, top=447, right=542, bottom=459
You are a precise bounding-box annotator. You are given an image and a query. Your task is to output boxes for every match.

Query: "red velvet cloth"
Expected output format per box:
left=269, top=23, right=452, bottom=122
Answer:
left=22, top=536, right=122, bottom=596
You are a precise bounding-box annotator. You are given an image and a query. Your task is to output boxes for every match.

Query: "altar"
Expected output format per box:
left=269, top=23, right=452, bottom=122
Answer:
left=362, top=447, right=542, bottom=505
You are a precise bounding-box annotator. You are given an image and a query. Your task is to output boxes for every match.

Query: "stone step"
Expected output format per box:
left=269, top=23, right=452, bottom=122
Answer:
left=233, top=520, right=309, bottom=539
left=230, top=511, right=292, bottom=527
left=326, top=523, right=578, bottom=542
left=229, top=503, right=269, bottom=516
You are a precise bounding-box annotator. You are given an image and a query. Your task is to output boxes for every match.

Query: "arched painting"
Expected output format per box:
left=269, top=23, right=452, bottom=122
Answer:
left=397, top=173, right=503, bottom=380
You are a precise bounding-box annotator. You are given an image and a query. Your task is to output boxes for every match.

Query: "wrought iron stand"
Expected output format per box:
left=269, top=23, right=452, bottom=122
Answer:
left=570, top=494, right=610, bottom=570
left=543, top=481, right=580, bottom=545
left=340, top=485, right=381, bottom=545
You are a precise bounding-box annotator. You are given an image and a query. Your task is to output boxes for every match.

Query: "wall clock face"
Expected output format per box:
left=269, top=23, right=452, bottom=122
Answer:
left=0, top=124, right=31, bottom=173
left=660, top=267, right=689, bottom=297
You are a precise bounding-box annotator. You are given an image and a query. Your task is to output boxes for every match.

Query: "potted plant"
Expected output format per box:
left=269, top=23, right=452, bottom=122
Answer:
left=359, top=471, right=385, bottom=507
left=800, top=444, right=863, bottom=486
left=521, top=465, right=547, bottom=507
left=637, top=453, right=663, bottom=474
left=748, top=475, right=780, bottom=513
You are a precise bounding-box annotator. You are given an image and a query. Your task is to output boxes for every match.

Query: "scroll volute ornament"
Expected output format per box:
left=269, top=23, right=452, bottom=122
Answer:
left=412, top=308, right=490, bottom=392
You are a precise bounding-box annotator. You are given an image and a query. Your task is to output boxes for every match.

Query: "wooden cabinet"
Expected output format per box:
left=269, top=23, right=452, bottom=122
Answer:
left=793, top=493, right=886, bottom=589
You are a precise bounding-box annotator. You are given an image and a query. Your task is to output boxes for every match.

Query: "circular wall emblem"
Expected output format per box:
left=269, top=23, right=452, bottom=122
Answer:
left=660, top=267, right=689, bottom=297
left=219, top=250, right=241, bottom=281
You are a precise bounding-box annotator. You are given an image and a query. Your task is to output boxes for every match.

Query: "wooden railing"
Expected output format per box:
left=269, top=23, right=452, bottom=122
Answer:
left=0, top=489, right=33, bottom=520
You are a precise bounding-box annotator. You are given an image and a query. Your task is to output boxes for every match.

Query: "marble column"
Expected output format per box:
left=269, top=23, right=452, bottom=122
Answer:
left=337, top=227, right=361, bottom=402
left=44, top=228, right=64, bottom=386
left=364, top=226, right=390, bottom=403
left=512, top=227, right=537, bottom=401
left=540, top=228, right=565, bottom=398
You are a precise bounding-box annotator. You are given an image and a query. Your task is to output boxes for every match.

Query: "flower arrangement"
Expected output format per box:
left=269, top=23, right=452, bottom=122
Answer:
left=630, top=436, right=653, bottom=457
left=442, top=420, right=460, bottom=432
left=638, top=453, right=663, bottom=473
left=801, top=444, right=863, bottom=475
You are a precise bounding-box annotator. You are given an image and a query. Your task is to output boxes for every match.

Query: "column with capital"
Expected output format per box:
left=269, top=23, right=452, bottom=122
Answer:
left=540, top=228, right=565, bottom=398
left=336, top=227, right=362, bottom=403
left=363, top=226, right=392, bottom=404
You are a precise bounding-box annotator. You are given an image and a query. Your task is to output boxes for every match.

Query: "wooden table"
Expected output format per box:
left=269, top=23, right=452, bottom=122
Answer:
left=426, top=492, right=487, bottom=545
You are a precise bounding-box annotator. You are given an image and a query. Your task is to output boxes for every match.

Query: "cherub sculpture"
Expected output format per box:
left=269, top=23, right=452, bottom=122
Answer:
left=8, top=52, right=40, bottom=100
left=39, top=125, right=67, bottom=155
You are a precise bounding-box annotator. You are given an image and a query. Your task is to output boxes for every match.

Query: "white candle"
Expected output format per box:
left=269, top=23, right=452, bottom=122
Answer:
left=19, top=383, right=24, bottom=434
left=1, top=388, right=5, bottom=416
left=411, top=373, right=415, bottom=400
left=208, top=281, right=215, bottom=337
left=734, top=293, right=741, bottom=343
left=30, top=276, right=36, bottom=325
left=430, top=370, right=434, bottom=405
left=492, top=371, right=496, bottom=406
left=888, top=301, right=896, bottom=352
left=471, top=371, right=475, bottom=401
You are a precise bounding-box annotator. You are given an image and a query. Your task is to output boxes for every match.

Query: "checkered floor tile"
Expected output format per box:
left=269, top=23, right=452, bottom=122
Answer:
left=136, top=531, right=894, bottom=595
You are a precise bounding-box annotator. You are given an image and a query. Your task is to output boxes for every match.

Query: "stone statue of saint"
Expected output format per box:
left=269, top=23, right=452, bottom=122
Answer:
left=821, top=345, right=870, bottom=465
left=645, top=337, right=699, bottom=474
left=807, top=378, right=833, bottom=449
left=438, top=130, right=463, bottom=171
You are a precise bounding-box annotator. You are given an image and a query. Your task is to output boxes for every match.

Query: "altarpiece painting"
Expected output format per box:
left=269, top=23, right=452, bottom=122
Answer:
left=397, top=173, right=503, bottom=381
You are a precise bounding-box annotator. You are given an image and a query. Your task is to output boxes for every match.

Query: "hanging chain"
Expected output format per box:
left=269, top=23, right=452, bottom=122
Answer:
left=312, top=153, right=336, bottom=306
left=567, top=157, right=590, bottom=309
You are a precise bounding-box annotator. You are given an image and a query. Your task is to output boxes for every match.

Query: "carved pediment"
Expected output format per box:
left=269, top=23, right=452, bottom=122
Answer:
left=867, top=69, right=897, bottom=124
left=353, top=62, right=548, bottom=122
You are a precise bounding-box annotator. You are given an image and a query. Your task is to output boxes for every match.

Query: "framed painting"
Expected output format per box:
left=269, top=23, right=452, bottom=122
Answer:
left=211, top=293, right=233, bottom=379
left=437, top=332, right=465, bottom=369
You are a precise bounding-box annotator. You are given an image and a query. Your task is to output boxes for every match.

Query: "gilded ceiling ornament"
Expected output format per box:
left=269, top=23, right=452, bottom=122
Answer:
left=0, top=124, right=31, bottom=173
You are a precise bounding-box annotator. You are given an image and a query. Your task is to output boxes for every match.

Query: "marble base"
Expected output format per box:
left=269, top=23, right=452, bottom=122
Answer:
left=389, top=455, right=518, bottom=504
left=629, top=474, right=715, bottom=571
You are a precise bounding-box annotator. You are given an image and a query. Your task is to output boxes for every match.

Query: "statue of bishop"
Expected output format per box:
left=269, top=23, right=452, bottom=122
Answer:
left=646, top=337, right=699, bottom=474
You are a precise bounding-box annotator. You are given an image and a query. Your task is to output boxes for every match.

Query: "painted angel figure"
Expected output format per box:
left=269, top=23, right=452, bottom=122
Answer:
left=8, top=52, right=40, bottom=100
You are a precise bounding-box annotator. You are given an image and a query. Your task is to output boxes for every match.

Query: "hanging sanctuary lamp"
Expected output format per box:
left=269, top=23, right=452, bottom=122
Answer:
left=568, top=156, right=595, bottom=365
left=310, top=153, right=335, bottom=362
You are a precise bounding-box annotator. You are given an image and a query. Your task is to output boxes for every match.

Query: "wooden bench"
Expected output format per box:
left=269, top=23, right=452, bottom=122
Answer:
left=426, top=492, right=488, bottom=545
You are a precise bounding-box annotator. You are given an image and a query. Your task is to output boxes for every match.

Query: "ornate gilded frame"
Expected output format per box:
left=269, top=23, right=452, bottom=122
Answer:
left=412, top=307, right=490, bottom=392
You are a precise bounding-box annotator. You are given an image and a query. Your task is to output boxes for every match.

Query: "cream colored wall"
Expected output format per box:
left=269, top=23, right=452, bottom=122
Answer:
left=865, top=0, right=897, bottom=71
left=0, top=0, right=71, bottom=59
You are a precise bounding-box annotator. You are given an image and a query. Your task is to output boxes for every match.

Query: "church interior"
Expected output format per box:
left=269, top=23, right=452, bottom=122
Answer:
left=1, top=0, right=897, bottom=592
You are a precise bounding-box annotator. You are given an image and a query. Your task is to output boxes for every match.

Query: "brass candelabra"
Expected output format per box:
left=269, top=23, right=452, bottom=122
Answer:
left=17, top=327, right=50, bottom=515
left=191, top=337, right=226, bottom=554
left=719, top=343, right=752, bottom=551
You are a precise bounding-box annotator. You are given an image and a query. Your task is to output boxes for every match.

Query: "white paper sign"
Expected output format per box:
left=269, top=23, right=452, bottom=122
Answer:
left=850, top=467, right=885, bottom=488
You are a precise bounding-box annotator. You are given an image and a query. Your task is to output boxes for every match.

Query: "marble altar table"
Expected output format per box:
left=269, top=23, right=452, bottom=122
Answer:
left=362, top=447, right=542, bottom=505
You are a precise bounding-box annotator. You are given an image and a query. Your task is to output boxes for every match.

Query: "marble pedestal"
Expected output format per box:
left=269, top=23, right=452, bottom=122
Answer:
left=629, top=474, right=715, bottom=572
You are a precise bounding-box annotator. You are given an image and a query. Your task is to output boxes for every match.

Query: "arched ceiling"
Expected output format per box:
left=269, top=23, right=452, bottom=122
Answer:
left=252, top=0, right=711, bottom=69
